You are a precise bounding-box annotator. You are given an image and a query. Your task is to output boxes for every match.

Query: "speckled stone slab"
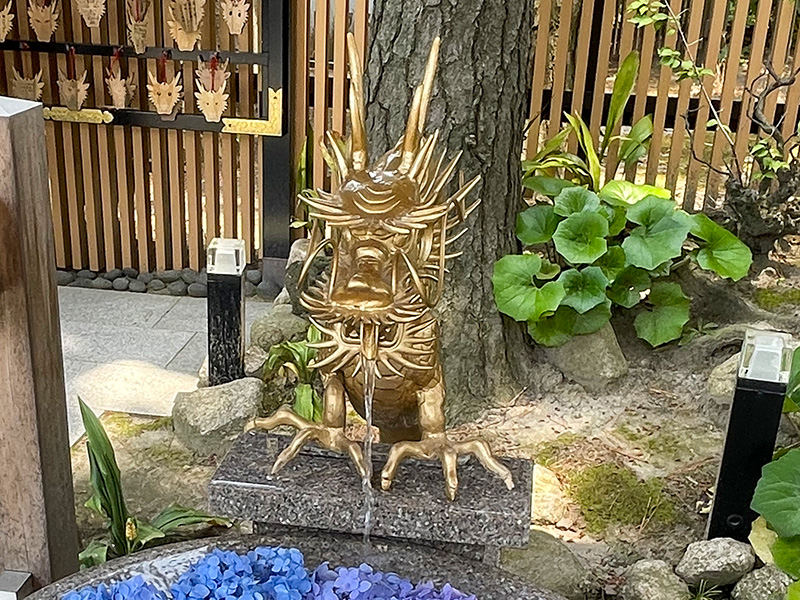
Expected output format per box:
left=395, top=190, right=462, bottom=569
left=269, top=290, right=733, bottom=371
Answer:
left=209, top=431, right=532, bottom=548
left=28, top=533, right=565, bottom=600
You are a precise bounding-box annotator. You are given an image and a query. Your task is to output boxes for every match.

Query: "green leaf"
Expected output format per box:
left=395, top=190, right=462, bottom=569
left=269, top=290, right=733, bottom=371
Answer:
left=752, top=449, right=800, bottom=538
left=785, top=347, right=800, bottom=413
left=617, top=115, right=654, bottom=168
left=131, top=517, right=166, bottom=550
left=294, top=383, right=315, bottom=421
left=599, top=180, right=671, bottom=207
left=600, top=204, right=627, bottom=236
left=773, top=536, right=800, bottom=579
left=79, top=539, right=111, bottom=568
left=150, top=504, right=231, bottom=533
left=608, top=267, right=651, bottom=308
left=633, top=282, right=690, bottom=346
left=689, top=213, right=752, bottom=281
left=516, top=205, right=561, bottom=245
left=622, top=197, right=691, bottom=270
left=553, top=186, right=601, bottom=217
left=527, top=306, right=578, bottom=347
left=602, top=51, right=639, bottom=154
left=79, top=398, right=130, bottom=555
left=492, top=255, right=566, bottom=321
left=788, top=581, right=800, bottom=600
left=558, top=267, right=609, bottom=313
left=593, top=246, right=627, bottom=282
left=572, top=299, right=612, bottom=335
left=553, top=212, right=610, bottom=264
left=565, top=113, right=602, bottom=190
left=522, top=176, right=577, bottom=198
left=528, top=127, right=571, bottom=165
left=538, top=259, right=561, bottom=280
left=749, top=516, right=777, bottom=564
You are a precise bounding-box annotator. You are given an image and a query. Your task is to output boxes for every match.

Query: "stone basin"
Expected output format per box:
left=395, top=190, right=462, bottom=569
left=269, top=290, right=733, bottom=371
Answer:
left=28, top=532, right=565, bottom=600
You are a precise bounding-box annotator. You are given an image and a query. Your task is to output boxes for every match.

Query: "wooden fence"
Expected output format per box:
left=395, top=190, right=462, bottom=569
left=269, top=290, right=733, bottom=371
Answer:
left=302, top=0, right=800, bottom=212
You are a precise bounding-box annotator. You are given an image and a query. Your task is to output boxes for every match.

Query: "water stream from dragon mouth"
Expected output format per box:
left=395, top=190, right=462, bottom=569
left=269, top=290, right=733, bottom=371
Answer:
left=361, top=356, right=377, bottom=555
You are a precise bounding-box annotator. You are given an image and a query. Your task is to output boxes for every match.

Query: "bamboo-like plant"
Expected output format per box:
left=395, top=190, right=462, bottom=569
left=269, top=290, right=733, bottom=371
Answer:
left=266, top=326, right=323, bottom=422
left=78, top=398, right=231, bottom=567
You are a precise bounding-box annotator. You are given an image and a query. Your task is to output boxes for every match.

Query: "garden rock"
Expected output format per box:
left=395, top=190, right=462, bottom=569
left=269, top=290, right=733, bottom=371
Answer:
left=244, top=281, right=257, bottom=297
left=172, top=377, right=264, bottom=456
left=543, top=324, right=627, bottom=392
left=705, top=353, right=739, bottom=426
left=92, top=277, right=113, bottom=290
left=104, top=268, right=123, bottom=280
left=123, top=267, right=139, bottom=278
left=274, top=288, right=291, bottom=306
left=69, top=278, right=95, bottom=288
left=256, top=279, right=281, bottom=301
left=246, top=269, right=262, bottom=285
left=245, top=345, right=268, bottom=380
left=532, top=465, right=571, bottom=525
left=732, top=565, right=792, bottom=600
left=129, top=280, right=147, bottom=293
left=138, top=272, right=155, bottom=284
left=188, top=283, right=207, bottom=297
left=676, top=538, right=755, bottom=587
left=250, top=304, right=309, bottom=352
left=168, top=280, right=188, bottom=296
left=148, top=279, right=166, bottom=292
left=157, top=269, right=182, bottom=283
left=620, top=560, right=689, bottom=600
left=181, top=268, right=197, bottom=284
left=112, top=277, right=129, bottom=291
left=56, top=270, right=75, bottom=285
left=77, top=269, right=96, bottom=279
left=500, top=529, right=588, bottom=600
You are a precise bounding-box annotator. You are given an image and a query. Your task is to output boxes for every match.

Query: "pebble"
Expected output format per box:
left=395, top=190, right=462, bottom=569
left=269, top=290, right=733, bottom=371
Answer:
left=122, top=267, right=139, bottom=278
left=56, top=271, right=75, bottom=285
left=148, top=279, right=166, bottom=292
left=92, top=278, right=113, bottom=290
left=69, top=278, right=95, bottom=288
left=181, top=268, right=198, bottom=284
left=112, top=277, right=129, bottom=291
left=244, top=281, right=257, bottom=297
left=246, top=269, right=262, bottom=285
left=104, top=268, right=123, bottom=281
left=137, top=272, right=155, bottom=284
left=168, top=280, right=188, bottom=296
left=256, top=280, right=280, bottom=301
left=188, top=283, right=207, bottom=297
left=156, top=269, right=182, bottom=283
left=129, top=280, right=147, bottom=293
left=77, top=269, right=96, bottom=280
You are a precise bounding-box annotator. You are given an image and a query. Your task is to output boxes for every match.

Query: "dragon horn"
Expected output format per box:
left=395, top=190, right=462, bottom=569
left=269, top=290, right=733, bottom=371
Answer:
left=346, top=32, right=367, bottom=170
left=417, top=36, right=440, bottom=136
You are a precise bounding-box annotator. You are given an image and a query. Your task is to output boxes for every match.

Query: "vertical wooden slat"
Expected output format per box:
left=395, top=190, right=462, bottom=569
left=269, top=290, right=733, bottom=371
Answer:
left=203, top=132, right=220, bottom=239
left=525, top=0, right=553, bottom=156
left=183, top=55, right=202, bottom=268
left=567, top=0, right=596, bottom=154
left=664, top=0, right=704, bottom=196
left=132, top=126, right=151, bottom=271
left=705, top=0, right=749, bottom=197
left=762, top=0, right=794, bottom=125
left=238, top=9, right=254, bottom=260
left=604, top=9, right=635, bottom=180
left=683, top=0, right=727, bottom=209
left=780, top=28, right=800, bottom=143
left=45, top=121, right=68, bottom=268
left=546, top=0, right=574, bottom=137
left=645, top=0, right=681, bottom=185
left=330, top=0, right=347, bottom=135
left=354, top=0, right=368, bottom=67
left=312, top=0, right=329, bottom=189
left=734, top=0, right=774, bottom=167
left=626, top=12, right=656, bottom=180
left=219, top=20, right=236, bottom=240
left=168, top=129, right=185, bottom=267
left=588, top=0, right=617, bottom=140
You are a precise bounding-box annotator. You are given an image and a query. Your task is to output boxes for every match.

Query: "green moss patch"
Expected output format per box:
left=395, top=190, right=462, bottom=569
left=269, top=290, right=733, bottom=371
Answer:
left=753, top=287, right=800, bottom=311
left=535, top=433, right=584, bottom=467
left=100, top=413, right=173, bottom=439
left=571, top=464, right=674, bottom=535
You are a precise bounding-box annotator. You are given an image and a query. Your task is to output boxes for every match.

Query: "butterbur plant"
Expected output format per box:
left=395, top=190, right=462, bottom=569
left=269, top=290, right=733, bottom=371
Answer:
left=492, top=182, right=752, bottom=347
left=78, top=398, right=231, bottom=567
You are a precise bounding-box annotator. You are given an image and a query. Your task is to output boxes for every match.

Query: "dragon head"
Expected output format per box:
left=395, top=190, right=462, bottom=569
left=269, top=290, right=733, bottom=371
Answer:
left=299, top=34, right=480, bottom=366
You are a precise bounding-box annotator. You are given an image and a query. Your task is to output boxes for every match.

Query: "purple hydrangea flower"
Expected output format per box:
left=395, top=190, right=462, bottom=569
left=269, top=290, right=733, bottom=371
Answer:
left=63, top=575, right=167, bottom=600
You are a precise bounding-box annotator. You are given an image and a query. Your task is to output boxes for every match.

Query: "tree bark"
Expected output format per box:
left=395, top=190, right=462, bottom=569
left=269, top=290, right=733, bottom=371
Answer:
left=365, top=0, right=536, bottom=424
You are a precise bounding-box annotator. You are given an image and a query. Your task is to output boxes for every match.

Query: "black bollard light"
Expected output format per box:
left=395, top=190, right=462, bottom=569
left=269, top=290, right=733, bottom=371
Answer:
left=0, top=570, right=34, bottom=600
left=707, top=329, right=793, bottom=542
left=207, top=238, right=247, bottom=386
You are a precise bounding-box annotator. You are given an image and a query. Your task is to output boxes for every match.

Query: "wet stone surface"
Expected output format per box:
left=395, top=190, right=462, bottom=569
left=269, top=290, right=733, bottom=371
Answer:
left=209, top=431, right=533, bottom=549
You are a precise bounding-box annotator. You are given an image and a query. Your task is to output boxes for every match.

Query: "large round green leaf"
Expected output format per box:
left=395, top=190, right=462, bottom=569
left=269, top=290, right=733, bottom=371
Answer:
left=553, top=212, right=609, bottom=264
left=516, top=205, right=561, bottom=245
left=622, top=197, right=691, bottom=270
left=554, top=187, right=601, bottom=217
left=752, top=448, right=800, bottom=538
left=607, top=267, right=650, bottom=308
left=523, top=176, right=577, bottom=199
left=599, top=180, right=671, bottom=207
left=492, top=254, right=565, bottom=322
left=773, top=536, right=800, bottom=579
left=572, top=299, right=612, bottom=335
left=593, top=245, right=626, bottom=283
left=558, top=267, right=609, bottom=314
left=633, top=281, right=690, bottom=346
left=690, top=213, right=753, bottom=281
left=788, top=581, right=800, bottom=600
left=527, top=306, right=577, bottom=347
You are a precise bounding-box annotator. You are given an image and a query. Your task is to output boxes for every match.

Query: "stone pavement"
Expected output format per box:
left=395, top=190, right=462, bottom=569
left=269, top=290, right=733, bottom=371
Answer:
left=59, top=287, right=272, bottom=444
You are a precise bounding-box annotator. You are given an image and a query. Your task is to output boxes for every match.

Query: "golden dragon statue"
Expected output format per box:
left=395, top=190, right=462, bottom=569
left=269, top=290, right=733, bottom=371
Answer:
left=248, top=34, right=513, bottom=501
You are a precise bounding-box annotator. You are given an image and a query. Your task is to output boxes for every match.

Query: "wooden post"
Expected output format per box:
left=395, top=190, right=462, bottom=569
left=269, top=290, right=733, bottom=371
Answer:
left=0, top=96, right=80, bottom=587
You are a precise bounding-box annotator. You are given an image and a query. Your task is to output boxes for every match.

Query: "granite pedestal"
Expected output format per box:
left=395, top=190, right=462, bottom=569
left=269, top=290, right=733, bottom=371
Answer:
left=209, top=432, right=533, bottom=561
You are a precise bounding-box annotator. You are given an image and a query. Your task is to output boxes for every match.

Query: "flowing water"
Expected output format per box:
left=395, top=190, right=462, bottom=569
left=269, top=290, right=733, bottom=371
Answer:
left=361, top=357, right=377, bottom=553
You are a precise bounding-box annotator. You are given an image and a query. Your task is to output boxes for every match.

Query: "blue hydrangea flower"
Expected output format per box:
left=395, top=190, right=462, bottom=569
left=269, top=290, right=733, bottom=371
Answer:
left=63, top=575, right=167, bottom=600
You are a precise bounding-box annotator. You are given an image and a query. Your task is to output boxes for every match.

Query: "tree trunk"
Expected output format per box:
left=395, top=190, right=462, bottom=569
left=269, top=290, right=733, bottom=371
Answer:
left=365, top=0, right=537, bottom=424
